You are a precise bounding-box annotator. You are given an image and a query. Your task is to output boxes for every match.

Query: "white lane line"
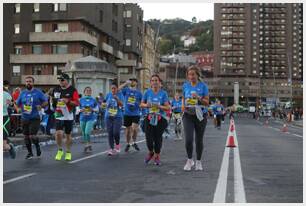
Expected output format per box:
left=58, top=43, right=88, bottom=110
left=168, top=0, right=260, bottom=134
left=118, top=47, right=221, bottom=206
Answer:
left=69, top=139, right=146, bottom=164
left=4, top=173, right=37, bottom=185
left=292, top=133, right=303, bottom=138
left=213, top=147, right=230, bottom=203
left=233, top=130, right=246, bottom=203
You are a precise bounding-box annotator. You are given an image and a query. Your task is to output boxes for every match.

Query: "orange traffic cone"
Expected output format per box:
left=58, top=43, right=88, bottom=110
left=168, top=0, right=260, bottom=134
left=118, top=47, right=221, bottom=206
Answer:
left=281, top=124, right=288, bottom=132
left=227, top=135, right=236, bottom=147
left=230, top=124, right=235, bottom=132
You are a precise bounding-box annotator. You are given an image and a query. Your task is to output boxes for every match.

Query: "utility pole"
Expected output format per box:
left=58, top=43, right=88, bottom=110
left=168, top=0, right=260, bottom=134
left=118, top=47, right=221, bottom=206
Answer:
left=287, top=52, right=293, bottom=107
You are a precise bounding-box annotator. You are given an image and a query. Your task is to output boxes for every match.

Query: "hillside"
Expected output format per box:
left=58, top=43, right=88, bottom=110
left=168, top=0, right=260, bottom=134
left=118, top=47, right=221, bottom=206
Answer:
left=147, top=18, right=213, bottom=55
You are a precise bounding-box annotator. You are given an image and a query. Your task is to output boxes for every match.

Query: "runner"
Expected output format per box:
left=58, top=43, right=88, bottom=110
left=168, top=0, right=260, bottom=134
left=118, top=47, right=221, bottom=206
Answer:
left=171, top=93, right=183, bottom=140
left=182, top=66, right=209, bottom=171
left=104, top=82, right=124, bottom=156
left=79, top=87, right=99, bottom=153
left=213, top=100, right=224, bottom=130
left=119, top=77, right=142, bottom=152
left=51, top=73, right=79, bottom=161
left=141, top=74, right=170, bottom=166
left=16, top=76, right=48, bottom=159
left=3, top=84, right=16, bottom=159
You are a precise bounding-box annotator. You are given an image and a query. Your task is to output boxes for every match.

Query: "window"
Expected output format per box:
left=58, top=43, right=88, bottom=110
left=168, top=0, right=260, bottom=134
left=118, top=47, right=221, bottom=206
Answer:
left=33, top=66, right=42, bottom=75
left=33, top=3, right=39, bottom=12
left=53, top=3, right=67, bottom=11
left=99, top=10, right=103, bottom=22
left=32, top=45, right=42, bottom=54
left=14, top=45, right=22, bottom=54
left=58, top=23, right=68, bottom=32
left=112, top=4, right=118, bottom=16
left=15, top=3, right=20, bottom=13
left=124, top=10, right=132, bottom=18
left=125, top=39, right=131, bottom=46
left=14, top=24, right=20, bottom=34
left=112, top=20, right=118, bottom=32
left=52, top=44, right=68, bottom=54
left=35, top=24, right=42, bottom=32
left=12, top=65, right=21, bottom=76
left=125, top=24, right=132, bottom=32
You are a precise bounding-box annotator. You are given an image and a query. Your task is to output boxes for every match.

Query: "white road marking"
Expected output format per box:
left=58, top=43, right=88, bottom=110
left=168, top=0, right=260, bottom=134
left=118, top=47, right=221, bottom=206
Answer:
left=4, top=173, right=37, bottom=185
left=292, top=133, right=303, bottom=138
left=233, top=130, right=246, bottom=203
left=69, top=139, right=146, bottom=164
left=213, top=147, right=230, bottom=203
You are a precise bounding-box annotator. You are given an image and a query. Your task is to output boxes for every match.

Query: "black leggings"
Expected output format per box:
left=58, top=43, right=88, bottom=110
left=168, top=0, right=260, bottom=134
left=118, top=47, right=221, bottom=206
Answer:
left=183, top=113, right=207, bottom=160
left=216, top=114, right=222, bottom=127
left=144, top=117, right=168, bottom=154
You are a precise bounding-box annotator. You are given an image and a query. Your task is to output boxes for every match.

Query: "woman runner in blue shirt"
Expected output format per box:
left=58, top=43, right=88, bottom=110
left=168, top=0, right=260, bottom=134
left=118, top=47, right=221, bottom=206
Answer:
left=79, top=87, right=99, bottom=153
left=141, top=74, right=170, bottom=166
left=182, top=66, right=209, bottom=171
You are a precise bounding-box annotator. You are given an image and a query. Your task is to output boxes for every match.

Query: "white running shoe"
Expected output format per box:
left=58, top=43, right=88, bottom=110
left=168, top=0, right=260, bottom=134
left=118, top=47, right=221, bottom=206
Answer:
left=115, top=144, right=121, bottom=153
left=195, top=160, right=203, bottom=171
left=183, top=159, right=195, bottom=171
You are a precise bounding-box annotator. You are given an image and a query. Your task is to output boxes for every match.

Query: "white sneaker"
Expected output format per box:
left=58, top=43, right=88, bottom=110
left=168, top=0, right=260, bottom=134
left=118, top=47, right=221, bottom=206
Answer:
left=115, top=144, right=121, bottom=153
left=195, top=160, right=203, bottom=171
left=184, top=159, right=195, bottom=171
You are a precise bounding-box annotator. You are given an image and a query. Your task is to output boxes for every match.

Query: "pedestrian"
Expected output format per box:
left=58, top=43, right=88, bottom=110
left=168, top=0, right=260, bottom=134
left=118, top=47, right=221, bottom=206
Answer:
left=51, top=73, right=80, bottom=161
left=171, top=93, right=183, bottom=140
left=16, top=76, right=48, bottom=159
left=104, top=82, right=124, bottom=156
left=79, top=87, right=99, bottom=153
left=97, top=92, right=106, bottom=130
left=141, top=74, right=170, bottom=166
left=12, top=87, right=21, bottom=102
left=44, top=88, right=55, bottom=135
left=118, top=77, right=143, bottom=152
left=3, top=84, right=16, bottom=159
left=182, top=66, right=209, bottom=171
left=213, top=100, right=224, bottom=130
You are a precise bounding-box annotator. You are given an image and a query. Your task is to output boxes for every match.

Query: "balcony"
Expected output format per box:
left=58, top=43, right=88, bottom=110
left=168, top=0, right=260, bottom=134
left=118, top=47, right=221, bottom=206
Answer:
left=116, top=59, right=137, bottom=67
left=101, top=42, right=113, bottom=55
left=29, top=32, right=98, bottom=46
left=116, top=50, right=124, bottom=59
left=21, top=75, right=58, bottom=85
left=10, top=54, right=83, bottom=64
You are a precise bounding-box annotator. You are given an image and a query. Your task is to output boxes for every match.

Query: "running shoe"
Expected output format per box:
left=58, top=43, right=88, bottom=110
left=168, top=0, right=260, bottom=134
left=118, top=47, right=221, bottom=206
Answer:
left=65, top=152, right=72, bottom=161
left=124, top=144, right=130, bottom=152
left=154, top=154, right=161, bottom=166
left=107, top=149, right=117, bottom=156
left=9, top=143, right=16, bottom=159
left=55, top=149, right=64, bottom=161
left=195, top=160, right=203, bottom=171
left=115, top=144, right=121, bottom=153
left=144, top=152, right=154, bottom=164
left=88, top=145, right=92, bottom=152
left=25, top=153, right=34, bottom=160
left=132, top=143, right=140, bottom=151
left=183, top=159, right=195, bottom=171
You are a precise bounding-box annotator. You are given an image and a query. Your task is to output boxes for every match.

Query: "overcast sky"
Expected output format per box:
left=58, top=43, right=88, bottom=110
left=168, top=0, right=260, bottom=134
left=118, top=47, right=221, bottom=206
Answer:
left=138, top=3, right=214, bottom=22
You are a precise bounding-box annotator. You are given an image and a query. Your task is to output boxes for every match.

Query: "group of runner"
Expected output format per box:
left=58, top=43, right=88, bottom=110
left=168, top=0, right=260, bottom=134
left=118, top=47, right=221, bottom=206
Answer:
left=4, top=65, right=217, bottom=171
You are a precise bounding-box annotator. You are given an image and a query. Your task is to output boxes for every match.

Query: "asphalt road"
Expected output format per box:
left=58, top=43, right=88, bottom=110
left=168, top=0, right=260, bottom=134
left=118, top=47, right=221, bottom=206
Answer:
left=3, top=116, right=303, bottom=203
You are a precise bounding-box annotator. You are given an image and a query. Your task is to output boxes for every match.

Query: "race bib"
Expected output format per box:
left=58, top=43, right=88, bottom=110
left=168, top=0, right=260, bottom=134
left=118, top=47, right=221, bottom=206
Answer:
left=84, top=107, right=91, bottom=115
left=174, top=113, right=181, bottom=119
left=57, top=101, right=66, bottom=108
left=109, top=107, right=118, bottom=116
left=150, top=105, right=159, bottom=114
left=127, top=96, right=136, bottom=105
left=23, top=105, right=32, bottom=114
left=217, top=107, right=221, bottom=111
left=101, top=103, right=106, bottom=109
left=186, top=98, right=198, bottom=106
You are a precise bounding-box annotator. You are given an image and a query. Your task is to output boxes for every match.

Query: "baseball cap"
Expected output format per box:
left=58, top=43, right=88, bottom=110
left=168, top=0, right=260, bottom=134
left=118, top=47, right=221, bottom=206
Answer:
left=129, top=76, right=138, bottom=82
left=57, top=73, right=70, bottom=80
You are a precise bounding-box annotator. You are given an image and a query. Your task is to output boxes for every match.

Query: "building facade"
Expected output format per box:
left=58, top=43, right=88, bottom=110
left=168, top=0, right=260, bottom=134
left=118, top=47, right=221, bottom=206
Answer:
left=214, top=3, right=303, bottom=107
left=4, top=3, right=143, bottom=91
left=191, top=51, right=214, bottom=78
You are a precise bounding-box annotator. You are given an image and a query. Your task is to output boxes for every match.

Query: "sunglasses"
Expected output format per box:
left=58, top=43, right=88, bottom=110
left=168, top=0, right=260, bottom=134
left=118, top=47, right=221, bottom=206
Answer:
left=59, top=79, right=66, bottom=82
